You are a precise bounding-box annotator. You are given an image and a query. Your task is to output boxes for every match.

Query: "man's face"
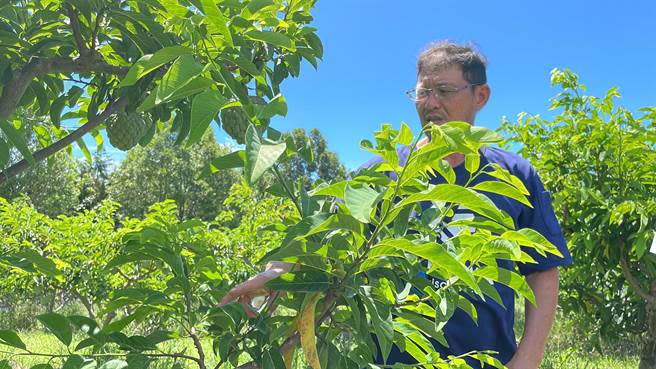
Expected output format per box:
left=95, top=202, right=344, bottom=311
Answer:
left=414, top=64, right=490, bottom=129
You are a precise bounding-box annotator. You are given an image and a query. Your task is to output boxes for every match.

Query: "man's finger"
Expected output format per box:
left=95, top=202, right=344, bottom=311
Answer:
left=219, top=288, right=240, bottom=306
left=267, top=290, right=280, bottom=314
left=239, top=295, right=258, bottom=318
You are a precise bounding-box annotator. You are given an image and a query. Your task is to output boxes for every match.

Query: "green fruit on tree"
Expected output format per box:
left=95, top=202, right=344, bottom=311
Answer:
left=106, top=112, right=151, bottom=151
left=220, top=96, right=268, bottom=144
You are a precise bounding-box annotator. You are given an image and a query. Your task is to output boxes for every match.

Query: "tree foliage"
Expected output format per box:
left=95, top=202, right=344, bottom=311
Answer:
left=0, top=0, right=323, bottom=184
left=0, top=109, right=81, bottom=216
left=107, top=129, right=240, bottom=221
left=1, top=122, right=562, bottom=369
left=277, top=128, right=347, bottom=189
left=500, top=69, right=656, bottom=367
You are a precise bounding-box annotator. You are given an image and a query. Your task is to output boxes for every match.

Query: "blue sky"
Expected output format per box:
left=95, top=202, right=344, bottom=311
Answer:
left=77, top=0, right=656, bottom=170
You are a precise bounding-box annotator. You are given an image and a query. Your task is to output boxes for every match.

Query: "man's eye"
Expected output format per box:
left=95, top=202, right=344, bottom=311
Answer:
left=417, top=89, right=432, bottom=98
left=437, top=87, right=457, bottom=94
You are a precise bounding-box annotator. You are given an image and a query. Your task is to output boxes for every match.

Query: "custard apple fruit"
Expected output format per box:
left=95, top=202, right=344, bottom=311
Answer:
left=220, top=96, right=268, bottom=144
left=106, top=112, right=150, bottom=151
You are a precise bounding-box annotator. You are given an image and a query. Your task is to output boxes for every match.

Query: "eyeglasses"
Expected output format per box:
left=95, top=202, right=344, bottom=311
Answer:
left=405, top=83, right=483, bottom=102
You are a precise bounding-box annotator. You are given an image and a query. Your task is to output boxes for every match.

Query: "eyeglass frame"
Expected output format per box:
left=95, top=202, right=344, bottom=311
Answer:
left=405, top=82, right=485, bottom=102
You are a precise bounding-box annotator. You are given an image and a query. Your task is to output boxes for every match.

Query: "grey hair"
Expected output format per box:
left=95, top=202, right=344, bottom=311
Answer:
left=416, top=40, right=487, bottom=84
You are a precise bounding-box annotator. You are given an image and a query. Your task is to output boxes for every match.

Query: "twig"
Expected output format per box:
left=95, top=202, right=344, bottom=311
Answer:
left=0, top=95, right=129, bottom=184
left=64, top=77, right=99, bottom=88
left=91, top=8, right=106, bottom=50
left=64, top=2, right=90, bottom=57
left=0, top=350, right=198, bottom=362
left=619, top=240, right=656, bottom=304
left=190, top=327, right=207, bottom=369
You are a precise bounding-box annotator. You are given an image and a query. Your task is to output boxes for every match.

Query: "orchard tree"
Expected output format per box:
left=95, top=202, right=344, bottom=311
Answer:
left=501, top=69, right=656, bottom=368
left=0, top=0, right=324, bottom=183
left=213, top=181, right=296, bottom=275
left=77, top=149, right=112, bottom=211
left=277, top=128, right=347, bottom=189
left=107, top=129, right=239, bottom=221
left=0, top=151, right=80, bottom=216
left=0, top=197, right=128, bottom=323
left=0, top=122, right=563, bottom=369
left=0, top=109, right=81, bottom=216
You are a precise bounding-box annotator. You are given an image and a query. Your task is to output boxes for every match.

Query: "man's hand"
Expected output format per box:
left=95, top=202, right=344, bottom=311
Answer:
left=218, top=261, right=294, bottom=318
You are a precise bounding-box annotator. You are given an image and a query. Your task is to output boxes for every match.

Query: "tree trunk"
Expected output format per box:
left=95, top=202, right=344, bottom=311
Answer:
left=640, top=282, right=656, bottom=369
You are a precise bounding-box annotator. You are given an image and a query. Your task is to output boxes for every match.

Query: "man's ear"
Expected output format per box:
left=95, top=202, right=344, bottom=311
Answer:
left=474, top=84, right=491, bottom=111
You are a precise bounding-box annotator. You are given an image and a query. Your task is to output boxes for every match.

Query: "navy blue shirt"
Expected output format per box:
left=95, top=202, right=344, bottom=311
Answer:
left=362, top=145, right=573, bottom=368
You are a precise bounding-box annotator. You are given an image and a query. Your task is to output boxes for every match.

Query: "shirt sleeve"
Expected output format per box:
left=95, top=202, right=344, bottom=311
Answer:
left=516, top=165, right=573, bottom=275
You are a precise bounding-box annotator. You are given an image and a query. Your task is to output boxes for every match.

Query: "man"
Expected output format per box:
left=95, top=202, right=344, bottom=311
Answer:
left=220, top=41, right=572, bottom=369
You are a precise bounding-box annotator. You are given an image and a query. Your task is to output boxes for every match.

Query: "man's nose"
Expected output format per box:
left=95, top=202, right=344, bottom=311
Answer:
left=420, top=91, right=444, bottom=110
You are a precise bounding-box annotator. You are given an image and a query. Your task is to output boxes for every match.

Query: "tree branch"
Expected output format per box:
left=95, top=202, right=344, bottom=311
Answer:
left=0, top=350, right=199, bottom=362
left=190, top=327, right=207, bottom=369
left=0, top=95, right=129, bottom=185
left=64, top=2, right=90, bottom=57
left=234, top=291, right=339, bottom=369
left=91, top=8, right=106, bottom=51
left=0, top=56, right=127, bottom=122
left=71, top=289, right=97, bottom=321
left=619, top=240, right=656, bottom=304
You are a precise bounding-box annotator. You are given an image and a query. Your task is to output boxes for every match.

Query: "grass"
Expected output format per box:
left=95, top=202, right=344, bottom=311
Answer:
left=514, top=300, right=639, bottom=369
left=1, top=303, right=641, bottom=369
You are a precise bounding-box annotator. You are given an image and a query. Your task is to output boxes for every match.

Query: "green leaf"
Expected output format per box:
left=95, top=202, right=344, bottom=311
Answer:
left=245, top=30, right=295, bottom=51
left=394, top=184, right=514, bottom=228
left=261, top=94, right=288, bottom=118
left=361, top=289, right=393, bottom=362
left=76, top=138, right=92, bottom=164
left=126, top=353, right=151, bottom=369
left=474, top=266, right=535, bottom=305
left=32, top=125, right=53, bottom=149
left=0, top=120, right=33, bottom=164
left=187, top=90, right=226, bottom=146
left=9, top=249, right=64, bottom=282
left=465, top=153, right=480, bottom=174
left=0, top=138, right=9, bottom=167
left=484, top=165, right=529, bottom=195
left=302, top=213, right=363, bottom=239
left=488, top=238, right=522, bottom=260
left=119, top=46, right=193, bottom=87
left=433, top=159, right=456, bottom=184
left=477, top=278, right=504, bottom=307
left=199, top=150, right=246, bottom=179
left=266, top=270, right=330, bottom=292
left=37, top=313, right=72, bottom=346
left=0, top=360, right=11, bottom=369
left=447, top=216, right=510, bottom=234
left=502, top=228, right=563, bottom=257
left=30, top=364, right=53, bottom=369
left=373, top=238, right=482, bottom=295
left=156, top=55, right=204, bottom=102
left=0, top=330, right=26, bottom=350
left=303, top=32, right=323, bottom=58
left=247, top=0, right=276, bottom=14
left=97, top=360, right=128, bottom=369
left=471, top=181, right=532, bottom=207
left=396, top=122, right=413, bottom=146
left=49, top=95, right=67, bottom=128
left=394, top=309, right=448, bottom=347
left=309, top=180, right=350, bottom=198
left=200, top=0, right=234, bottom=46
left=62, top=355, right=85, bottom=369
left=244, top=125, right=286, bottom=184
left=344, top=184, right=380, bottom=223
left=456, top=296, right=478, bottom=324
